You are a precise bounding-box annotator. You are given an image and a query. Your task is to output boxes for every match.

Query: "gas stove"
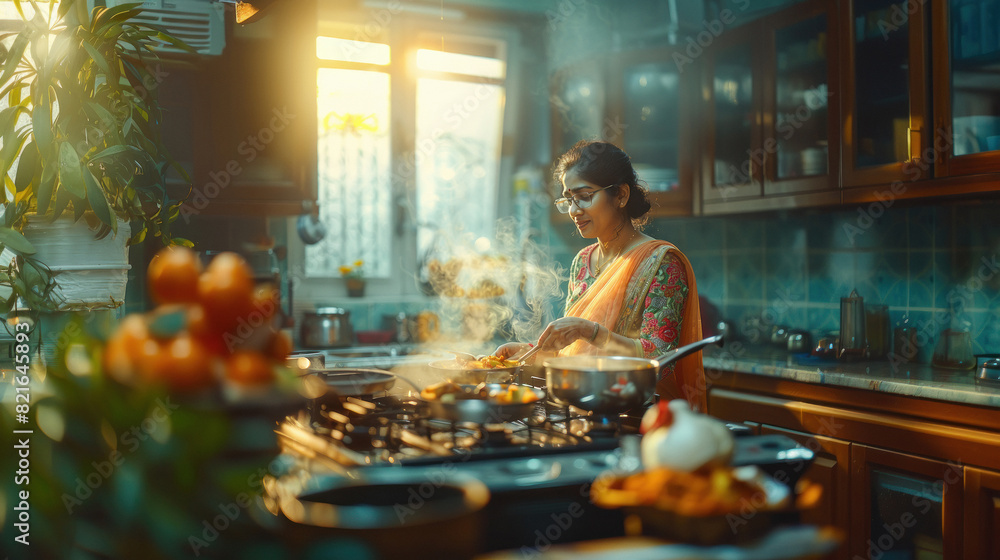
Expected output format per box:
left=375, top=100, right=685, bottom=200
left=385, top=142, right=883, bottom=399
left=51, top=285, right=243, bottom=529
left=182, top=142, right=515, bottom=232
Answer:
left=266, top=377, right=814, bottom=557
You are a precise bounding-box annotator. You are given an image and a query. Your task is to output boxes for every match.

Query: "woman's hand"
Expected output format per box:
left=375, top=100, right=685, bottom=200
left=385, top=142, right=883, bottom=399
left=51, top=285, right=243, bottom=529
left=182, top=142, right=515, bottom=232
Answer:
left=494, top=342, right=532, bottom=360
left=536, top=317, right=599, bottom=353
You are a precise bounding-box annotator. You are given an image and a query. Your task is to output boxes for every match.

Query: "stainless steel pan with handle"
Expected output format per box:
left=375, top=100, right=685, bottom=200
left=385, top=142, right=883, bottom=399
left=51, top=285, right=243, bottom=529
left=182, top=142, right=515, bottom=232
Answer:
left=542, top=334, right=724, bottom=414
left=418, top=383, right=545, bottom=424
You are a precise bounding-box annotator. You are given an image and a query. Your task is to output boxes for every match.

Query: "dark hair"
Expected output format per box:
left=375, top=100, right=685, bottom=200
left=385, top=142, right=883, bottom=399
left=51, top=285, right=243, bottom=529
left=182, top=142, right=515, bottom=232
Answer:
left=553, top=140, right=652, bottom=225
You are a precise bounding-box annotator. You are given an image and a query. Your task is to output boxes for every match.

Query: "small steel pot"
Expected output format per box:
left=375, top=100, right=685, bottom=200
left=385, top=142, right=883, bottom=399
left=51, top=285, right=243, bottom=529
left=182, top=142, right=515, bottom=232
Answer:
left=976, top=354, right=1000, bottom=386
left=543, top=335, right=724, bottom=414
left=301, top=307, right=353, bottom=348
left=786, top=330, right=812, bottom=354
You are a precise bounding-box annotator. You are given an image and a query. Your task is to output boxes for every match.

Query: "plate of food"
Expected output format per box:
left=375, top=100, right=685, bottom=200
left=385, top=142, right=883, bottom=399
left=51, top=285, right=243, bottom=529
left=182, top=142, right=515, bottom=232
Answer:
left=591, top=465, right=795, bottom=545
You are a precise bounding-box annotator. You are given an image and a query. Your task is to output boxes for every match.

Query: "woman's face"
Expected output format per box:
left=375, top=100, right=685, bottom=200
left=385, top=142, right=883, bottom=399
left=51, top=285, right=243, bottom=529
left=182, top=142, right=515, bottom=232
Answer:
left=560, top=169, right=627, bottom=240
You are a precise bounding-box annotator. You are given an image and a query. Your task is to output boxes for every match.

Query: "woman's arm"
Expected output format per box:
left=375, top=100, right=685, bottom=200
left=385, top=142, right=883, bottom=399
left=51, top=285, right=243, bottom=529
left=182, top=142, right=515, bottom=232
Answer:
left=623, top=253, right=689, bottom=358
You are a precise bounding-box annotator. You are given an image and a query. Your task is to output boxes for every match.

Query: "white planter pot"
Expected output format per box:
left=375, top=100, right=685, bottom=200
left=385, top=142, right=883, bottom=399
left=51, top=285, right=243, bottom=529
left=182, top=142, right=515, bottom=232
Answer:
left=23, top=216, right=132, bottom=309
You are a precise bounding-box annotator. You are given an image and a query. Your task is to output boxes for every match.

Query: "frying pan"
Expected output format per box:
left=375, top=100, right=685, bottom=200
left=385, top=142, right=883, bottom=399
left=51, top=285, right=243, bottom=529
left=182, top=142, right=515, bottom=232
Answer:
left=310, top=368, right=397, bottom=396
left=427, top=359, right=519, bottom=384
left=543, top=334, right=724, bottom=414
left=418, top=383, right=545, bottom=424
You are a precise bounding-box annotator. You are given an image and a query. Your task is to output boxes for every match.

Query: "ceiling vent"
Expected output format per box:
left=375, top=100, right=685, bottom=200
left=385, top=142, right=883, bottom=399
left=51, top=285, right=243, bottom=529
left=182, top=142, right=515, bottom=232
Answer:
left=101, top=0, right=226, bottom=55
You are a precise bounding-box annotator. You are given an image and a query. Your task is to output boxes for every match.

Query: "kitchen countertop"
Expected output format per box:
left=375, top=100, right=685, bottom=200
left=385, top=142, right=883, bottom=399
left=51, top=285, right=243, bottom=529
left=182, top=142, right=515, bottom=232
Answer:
left=702, top=346, right=1000, bottom=408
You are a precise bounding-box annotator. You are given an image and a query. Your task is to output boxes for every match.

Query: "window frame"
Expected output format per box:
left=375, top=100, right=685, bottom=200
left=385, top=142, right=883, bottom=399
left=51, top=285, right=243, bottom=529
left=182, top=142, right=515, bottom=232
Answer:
left=287, top=10, right=522, bottom=312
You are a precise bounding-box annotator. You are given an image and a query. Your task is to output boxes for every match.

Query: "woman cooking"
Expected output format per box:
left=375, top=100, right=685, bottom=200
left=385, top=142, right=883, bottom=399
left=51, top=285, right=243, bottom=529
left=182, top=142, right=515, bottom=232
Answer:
left=496, top=140, right=706, bottom=410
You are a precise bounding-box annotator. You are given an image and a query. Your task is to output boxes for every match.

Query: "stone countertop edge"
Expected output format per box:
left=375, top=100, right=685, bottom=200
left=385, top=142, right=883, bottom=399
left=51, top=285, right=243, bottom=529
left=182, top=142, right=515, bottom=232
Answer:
left=702, top=348, right=1000, bottom=409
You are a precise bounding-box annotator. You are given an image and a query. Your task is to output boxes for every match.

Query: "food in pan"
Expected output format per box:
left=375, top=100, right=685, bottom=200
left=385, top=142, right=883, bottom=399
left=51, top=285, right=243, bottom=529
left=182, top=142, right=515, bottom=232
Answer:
left=465, top=354, right=520, bottom=369
left=420, top=380, right=464, bottom=401
left=419, top=381, right=540, bottom=404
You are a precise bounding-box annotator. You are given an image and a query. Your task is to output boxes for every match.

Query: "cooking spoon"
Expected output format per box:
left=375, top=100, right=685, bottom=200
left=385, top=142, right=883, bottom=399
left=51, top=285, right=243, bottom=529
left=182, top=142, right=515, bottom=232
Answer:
left=512, top=344, right=541, bottom=364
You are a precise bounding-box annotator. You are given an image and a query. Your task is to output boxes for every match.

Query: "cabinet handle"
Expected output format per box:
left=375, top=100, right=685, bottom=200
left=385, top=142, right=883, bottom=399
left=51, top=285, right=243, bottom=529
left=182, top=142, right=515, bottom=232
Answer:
left=908, top=127, right=922, bottom=163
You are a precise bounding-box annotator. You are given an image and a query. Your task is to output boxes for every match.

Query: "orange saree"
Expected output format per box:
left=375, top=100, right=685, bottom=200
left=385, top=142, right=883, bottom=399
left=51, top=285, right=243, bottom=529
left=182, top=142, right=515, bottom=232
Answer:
left=562, top=240, right=706, bottom=411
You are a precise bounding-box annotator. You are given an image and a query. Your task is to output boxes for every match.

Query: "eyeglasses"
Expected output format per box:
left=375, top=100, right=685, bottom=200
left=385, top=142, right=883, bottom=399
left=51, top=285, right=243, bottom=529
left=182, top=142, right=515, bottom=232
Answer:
left=553, top=185, right=615, bottom=214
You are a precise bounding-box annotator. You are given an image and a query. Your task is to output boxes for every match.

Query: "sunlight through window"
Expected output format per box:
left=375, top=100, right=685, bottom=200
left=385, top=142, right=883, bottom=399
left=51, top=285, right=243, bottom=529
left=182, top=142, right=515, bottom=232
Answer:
left=317, top=36, right=390, bottom=65
left=415, top=49, right=505, bottom=79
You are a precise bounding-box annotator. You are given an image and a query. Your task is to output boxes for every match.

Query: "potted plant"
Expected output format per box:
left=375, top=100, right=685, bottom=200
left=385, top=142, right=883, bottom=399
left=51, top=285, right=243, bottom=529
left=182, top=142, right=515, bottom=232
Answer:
left=0, top=0, right=193, bottom=314
left=339, top=260, right=365, bottom=297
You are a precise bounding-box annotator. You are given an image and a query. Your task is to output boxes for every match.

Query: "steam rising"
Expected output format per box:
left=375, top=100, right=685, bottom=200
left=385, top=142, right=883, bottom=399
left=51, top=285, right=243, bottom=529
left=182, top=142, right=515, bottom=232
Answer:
left=413, top=215, right=565, bottom=357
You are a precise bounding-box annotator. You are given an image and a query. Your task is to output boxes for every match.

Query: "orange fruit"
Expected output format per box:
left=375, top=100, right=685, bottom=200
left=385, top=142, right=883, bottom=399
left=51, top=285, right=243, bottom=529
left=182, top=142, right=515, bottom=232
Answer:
left=156, top=333, right=216, bottom=393
left=147, top=246, right=203, bottom=305
left=250, top=282, right=280, bottom=321
left=197, top=252, right=254, bottom=333
left=186, top=304, right=228, bottom=355
left=265, top=330, right=293, bottom=362
left=103, top=314, right=150, bottom=384
left=224, top=350, right=275, bottom=386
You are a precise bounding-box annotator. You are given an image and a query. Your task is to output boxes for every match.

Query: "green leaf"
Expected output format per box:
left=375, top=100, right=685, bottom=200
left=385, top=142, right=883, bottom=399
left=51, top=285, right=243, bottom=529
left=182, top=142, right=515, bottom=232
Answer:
left=171, top=237, right=194, bottom=248
left=85, top=171, right=115, bottom=233
left=89, top=145, right=130, bottom=161
left=32, top=90, right=53, bottom=150
left=0, top=228, right=36, bottom=255
left=14, top=140, right=37, bottom=192
left=81, top=41, right=110, bottom=76
left=57, top=0, right=73, bottom=19
left=0, top=32, right=29, bottom=89
left=58, top=142, right=86, bottom=199
left=128, top=225, right=146, bottom=246
left=51, top=186, right=70, bottom=221
left=0, top=128, right=27, bottom=181
left=35, top=159, right=56, bottom=215
left=122, top=115, right=135, bottom=138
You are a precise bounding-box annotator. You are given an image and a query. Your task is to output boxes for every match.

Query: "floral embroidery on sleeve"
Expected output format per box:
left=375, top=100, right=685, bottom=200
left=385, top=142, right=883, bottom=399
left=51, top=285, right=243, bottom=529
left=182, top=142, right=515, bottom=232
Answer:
left=566, top=245, right=597, bottom=311
left=637, top=253, right=688, bottom=369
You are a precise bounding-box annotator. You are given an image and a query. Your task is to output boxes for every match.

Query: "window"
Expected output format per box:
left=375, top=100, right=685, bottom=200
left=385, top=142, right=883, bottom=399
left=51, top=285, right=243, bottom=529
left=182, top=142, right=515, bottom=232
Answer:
left=304, top=27, right=507, bottom=289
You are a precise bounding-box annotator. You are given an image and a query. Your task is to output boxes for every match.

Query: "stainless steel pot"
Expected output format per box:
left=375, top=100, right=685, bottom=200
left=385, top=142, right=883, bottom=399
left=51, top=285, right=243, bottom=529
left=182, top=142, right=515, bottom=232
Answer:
left=975, top=354, right=1000, bottom=386
left=543, top=334, right=724, bottom=414
left=301, top=307, right=353, bottom=348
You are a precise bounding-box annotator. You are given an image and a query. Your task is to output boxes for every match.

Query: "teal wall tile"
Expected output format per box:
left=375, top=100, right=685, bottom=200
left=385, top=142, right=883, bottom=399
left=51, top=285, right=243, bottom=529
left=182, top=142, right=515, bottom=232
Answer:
left=725, top=219, right=764, bottom=250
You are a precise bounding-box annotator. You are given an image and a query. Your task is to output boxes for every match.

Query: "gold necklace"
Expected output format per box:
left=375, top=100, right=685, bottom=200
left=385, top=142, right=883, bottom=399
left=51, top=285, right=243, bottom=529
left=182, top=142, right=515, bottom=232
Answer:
left=592, top=232, right=636, bottom=276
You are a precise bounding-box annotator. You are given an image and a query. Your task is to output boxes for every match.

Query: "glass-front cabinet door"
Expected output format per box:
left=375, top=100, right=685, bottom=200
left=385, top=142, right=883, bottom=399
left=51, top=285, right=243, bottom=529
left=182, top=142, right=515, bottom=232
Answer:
left=703, top=27, right=762, bottom=203
left=550, top=60, right=610, bottom=158
left=851, top=445, right=963, bottom=559
left=763, top=1, right=840, bottom=196
left=616, top=50, right=694, bottom=216
left=932, top=0, right=1000, bottom=176
left=842, top=0, right=930, bottom=187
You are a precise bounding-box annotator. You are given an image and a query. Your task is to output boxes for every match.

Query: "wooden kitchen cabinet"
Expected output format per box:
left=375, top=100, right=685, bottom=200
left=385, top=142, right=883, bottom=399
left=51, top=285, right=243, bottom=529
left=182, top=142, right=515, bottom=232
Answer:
left=701, top=0, right=840, bottom=215
left=840, top=0, right=931, bottom=189
left=931, top=0, right=1000, bottom=179
left=549, top=47, right=696, bottom=217
left=850, top=445, right=962, bottom=560
left=759, top=425, right=851, bottom=559
left=706, top=369, right=1000, bottom=559
left=964, top=466, right=1000, bottom=560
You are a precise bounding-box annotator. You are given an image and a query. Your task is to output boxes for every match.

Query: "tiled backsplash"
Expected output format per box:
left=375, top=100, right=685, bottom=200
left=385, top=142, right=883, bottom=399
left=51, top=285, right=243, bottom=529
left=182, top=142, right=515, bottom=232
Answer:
left=637, top=201, right=1000, bottom=364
